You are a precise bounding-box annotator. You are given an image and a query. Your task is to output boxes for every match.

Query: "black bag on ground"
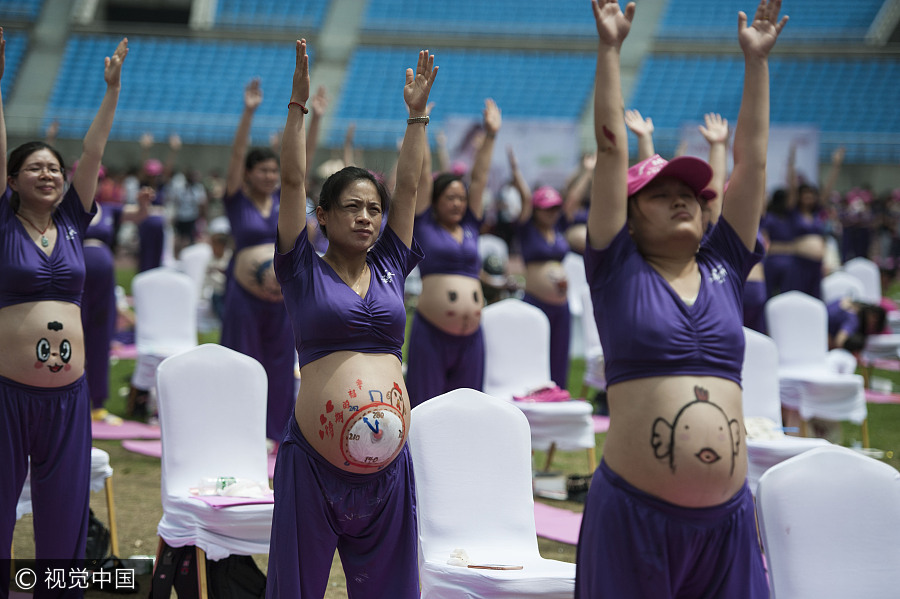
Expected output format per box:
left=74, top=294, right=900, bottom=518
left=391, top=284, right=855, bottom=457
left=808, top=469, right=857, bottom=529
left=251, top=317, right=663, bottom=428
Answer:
left=85, top=508, right=111, bottom=561
left=149, top=541, right=266, bottom=599
left=206, top=554, right=266, bottom=599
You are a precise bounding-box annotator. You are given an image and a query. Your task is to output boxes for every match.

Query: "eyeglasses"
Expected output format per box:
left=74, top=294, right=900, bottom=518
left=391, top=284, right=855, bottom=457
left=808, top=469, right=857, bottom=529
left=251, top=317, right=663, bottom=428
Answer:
left=22, top=164, right=63, bottom=176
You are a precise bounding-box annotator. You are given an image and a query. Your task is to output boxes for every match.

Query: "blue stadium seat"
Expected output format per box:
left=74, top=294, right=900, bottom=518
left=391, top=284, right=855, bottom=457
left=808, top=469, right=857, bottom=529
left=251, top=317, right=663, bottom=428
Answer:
left=0, top=0, right=44, bottom=22
left=44, top=34, right=309, bottom=145
left=657, top=0, right=883, bottom=43
left=215, top=0, right=329, bottom=30
left=326, top=46, right=595, bottom=149
left=628, top=55, right=900, bottom=162
left=1, top=30, right=28, bottom=99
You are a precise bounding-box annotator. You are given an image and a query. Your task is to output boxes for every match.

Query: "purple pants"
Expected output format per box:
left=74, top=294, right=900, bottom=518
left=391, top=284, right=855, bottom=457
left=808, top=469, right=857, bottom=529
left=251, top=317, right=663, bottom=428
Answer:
left=220, top=279, right=295, bottom=441
left=82, top=244, right=117, bottom=409
left=575, top=461, right=767, bottom=599
left=523, top=293, right=571, bottom=390
left=267, top=416, right=419, bottom=598
left=405, top=312, right=484, bottom=408
left=137, top=215, right=165, bottom=273
left=787, top=256, right=823, bottom=300
left=763, top=253, right=792, bottom=299
left=743, top=279, right=767, bottom=334
left=0, top=375, right=91, bottom=565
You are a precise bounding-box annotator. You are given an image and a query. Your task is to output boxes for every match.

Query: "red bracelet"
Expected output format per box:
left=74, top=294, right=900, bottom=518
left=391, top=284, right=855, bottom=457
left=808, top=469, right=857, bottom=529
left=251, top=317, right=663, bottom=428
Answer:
left=288, top=101, right=309, bottom=114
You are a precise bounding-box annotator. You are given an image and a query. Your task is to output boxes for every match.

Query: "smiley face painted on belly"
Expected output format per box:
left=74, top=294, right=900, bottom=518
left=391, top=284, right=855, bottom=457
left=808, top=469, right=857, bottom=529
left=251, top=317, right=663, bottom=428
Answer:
left=650, top=386, right=741, bottom=475
left=35, top=321, right=73, bottom=374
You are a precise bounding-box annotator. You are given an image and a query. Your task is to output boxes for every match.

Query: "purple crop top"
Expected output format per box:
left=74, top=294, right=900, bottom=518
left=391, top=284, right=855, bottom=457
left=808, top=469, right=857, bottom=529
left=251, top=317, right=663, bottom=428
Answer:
left=585, top=218, right=763, bottom=387
left=414, top=207, right=480, bottom=278
left=275, top=225, right=423, bottom=370
left=224, top=189, right=280, bottom=252
left=792, top=211, right=826, bottom=237
left=761, top=212, right=795, bottom=243
left=0, top=186, right=95, bottom=309
left=827, top=300, right=858, bottom=339
left=85, top=202, right=121, bottom=247
left=518, top=220, right=569, bottom=264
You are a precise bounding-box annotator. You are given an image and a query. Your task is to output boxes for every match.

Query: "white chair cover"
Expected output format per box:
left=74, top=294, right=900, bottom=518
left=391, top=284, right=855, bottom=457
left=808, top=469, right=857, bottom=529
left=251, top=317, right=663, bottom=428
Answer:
left=409, top=388, right=576, bottom=598
left=176, top=242, right=213, bottom=303
left=562, top=252, right=588, bottom=359
left=741, top=328, right=829, bottom=495
left=17, top=448, right=114, bottom=520
left=765, top=292, right=867, bottom=424
left=756, top=445, right=900, bottom=599
left=842, top=257, right=881, bottom=305
left=155, top=344, right=272, bottom=560
left=579, top=288, right=605, bottom=392
left=482, top=299, right=594, bottom=451
left=820, top=271, right=865, bottom=305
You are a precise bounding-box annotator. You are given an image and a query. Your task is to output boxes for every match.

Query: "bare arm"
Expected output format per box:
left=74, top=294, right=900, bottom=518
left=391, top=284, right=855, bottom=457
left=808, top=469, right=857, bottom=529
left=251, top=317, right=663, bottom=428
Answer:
left=225, top=79, right=262, bottom=198
left=162, top=133, right=181, bottom=182
left=624, top=109, right=655, bottom=161
left=508, top=147, right=534, bottom=224
left=721, top=0, right=788, bottom=250
left=414, top=102, right=437, bottom=216
left=587, top=0, right=635, bottom=250
left=468, top=98, right=501, bottom=221
left=305, top=85, right=327, bottom=187
left=390, top=50, right=438, bottom=247
left=72, top=38, right=128, bottom=211
left=343, top=123, right=356, bottom=168
left=699, top=112, right=729, bottom=226
left=820, top=146, right=844, bottom=203
left=0, top=28, right=6, bottom=185
left=435, top=129, right=450, bottom=172
left=563, top=152, right=595, bottom=222
left=277, top=40, right=310, bottom=252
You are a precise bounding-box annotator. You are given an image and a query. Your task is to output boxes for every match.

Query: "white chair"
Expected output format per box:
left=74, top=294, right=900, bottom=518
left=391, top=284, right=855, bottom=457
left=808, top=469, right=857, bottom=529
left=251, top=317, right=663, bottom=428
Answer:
left=756, top=445, right=900, bottom=599
left=409, top=388, right=576, bottom=598
left=16, top=448, right=120, bottom=557
left=842, top=257, right=881, bottom=305
left=176, top=242, right=213, bottom=303
left=478, top=233, right=509, bottom=267
left=130, top=267, right=198, bottom=394
left=740, top=327, right=830, bottom=495
left=562, top=252, right=588, bottom=359
left=155, top=344, right=272, bottom=592
left=820, top=270, right=865, bottom=305
left=764, top=291, right=869, bottom=446
left=579, top=287, right=606, bottom=399
left=482, top=298, right=595, bottom=471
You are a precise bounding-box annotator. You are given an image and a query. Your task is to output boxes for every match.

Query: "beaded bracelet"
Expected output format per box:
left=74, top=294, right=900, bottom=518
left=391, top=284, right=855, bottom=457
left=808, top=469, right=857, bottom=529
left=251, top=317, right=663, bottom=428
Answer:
left=407, top=116, right=430, bottom=125
left=288, top=101, right=309, bottom=114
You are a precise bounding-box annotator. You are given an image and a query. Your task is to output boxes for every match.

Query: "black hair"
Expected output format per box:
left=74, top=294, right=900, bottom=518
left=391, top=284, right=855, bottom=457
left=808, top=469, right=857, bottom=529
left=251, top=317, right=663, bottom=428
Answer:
left=857, top=303, right=887, bottom=336
left=244, top=147, right=279, bottom=172
left=317, top=166, right=390, bottom=239
left=7, top=141, right=67, bottom=212
left=767, top=188, right=790, bottom=217
left=432, top=172, right=466, bottom=207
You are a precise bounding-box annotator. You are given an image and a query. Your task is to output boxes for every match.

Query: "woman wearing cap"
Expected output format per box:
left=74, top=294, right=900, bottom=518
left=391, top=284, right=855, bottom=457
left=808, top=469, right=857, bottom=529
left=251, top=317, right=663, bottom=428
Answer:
left=404, top=99, right=501, bottom=407
left=509, top=148, right=572, bottom=389
left=577, top=1, right=786, bottom=597
left=0, top=32, right=127, bottom=563
left=267, top=40, right=435, bottom=597
left=220, top=78, right=296, bottom=446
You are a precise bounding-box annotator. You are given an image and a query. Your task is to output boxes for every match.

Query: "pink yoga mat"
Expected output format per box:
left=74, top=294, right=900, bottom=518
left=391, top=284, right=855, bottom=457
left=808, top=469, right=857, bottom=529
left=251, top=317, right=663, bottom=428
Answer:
left=533, top=501, right=582, bottom=546
left=190, top=494, right=274, bottom=508
left=93, top=419, right=161, bottom=440
left=122, top=439, right=162, bottom=458
left=865, top=389, right=900, bottom=404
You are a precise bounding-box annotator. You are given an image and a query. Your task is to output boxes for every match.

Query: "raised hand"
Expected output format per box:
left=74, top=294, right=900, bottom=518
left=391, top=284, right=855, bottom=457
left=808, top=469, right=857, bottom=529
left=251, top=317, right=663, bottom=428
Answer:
left=404, top=50, right=438, bottom=117
left=624, top=109, right=653, bottom=138
left=592, top=0, right=636, bottom=48
left=698, top=113, right=729, bottom=145
left=483, top=98, right=501, bottom=136
left=104, top=38, right=128, bottom=87
left=291, top=39, right=310, bottom=105
left=311, top=85, right=327, bottom=115
left=169, top=133, right=182, bottom=152
left=738, top=0, right=788, bottom=60
left=245, top=78, right=263, bottom=111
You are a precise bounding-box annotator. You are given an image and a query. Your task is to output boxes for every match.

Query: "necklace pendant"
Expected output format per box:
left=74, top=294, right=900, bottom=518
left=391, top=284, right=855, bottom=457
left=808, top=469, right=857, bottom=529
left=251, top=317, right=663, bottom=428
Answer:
left=40, top=235, right=49, bottom=247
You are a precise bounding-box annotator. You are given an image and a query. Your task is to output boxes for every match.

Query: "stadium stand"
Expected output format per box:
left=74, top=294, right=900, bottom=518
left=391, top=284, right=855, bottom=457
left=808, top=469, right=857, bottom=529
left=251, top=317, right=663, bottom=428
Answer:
left=0, top=30, right=28, bottom=100
left=0, top=0, right=44, bottom=23
left=657, top=0, right=885, bottom=43
left=362, top=0, right=594, bottom=38
left=214, top=0, right=329, bottom=31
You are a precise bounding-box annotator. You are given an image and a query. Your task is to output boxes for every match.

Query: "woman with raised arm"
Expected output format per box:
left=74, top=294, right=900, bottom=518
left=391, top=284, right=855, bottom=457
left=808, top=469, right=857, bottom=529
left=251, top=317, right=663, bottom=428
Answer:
left=267, top=41, right=436, bottom=597
left=220, top=77, right=295, bottom=447
left=577, top=2, right=786, bottom=597
left=0, top=33, right=127, bottom=564
left=405, top=98, right=500, bottom=407
left=510, top=147, right=573, bottom=390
